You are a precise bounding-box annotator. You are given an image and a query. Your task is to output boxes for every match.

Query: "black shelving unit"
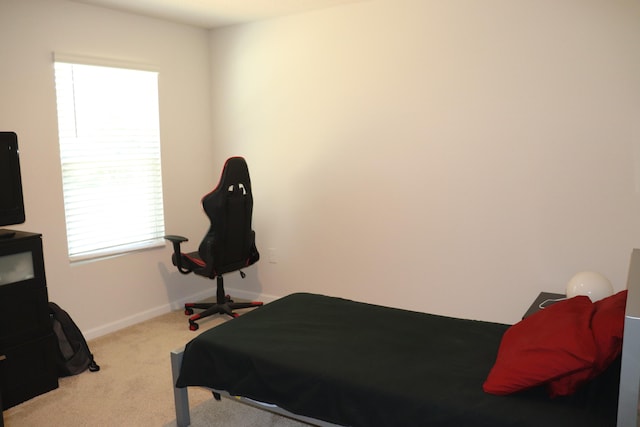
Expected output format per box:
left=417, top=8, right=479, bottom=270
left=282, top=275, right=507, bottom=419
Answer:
left=0, top=230, right=58, bottom=412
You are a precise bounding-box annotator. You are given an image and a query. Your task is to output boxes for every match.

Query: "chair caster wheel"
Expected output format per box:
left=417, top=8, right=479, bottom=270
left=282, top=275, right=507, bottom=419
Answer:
left=184, top=308, right=194, bottom=315
left=189, top=322, right=199, bottom=331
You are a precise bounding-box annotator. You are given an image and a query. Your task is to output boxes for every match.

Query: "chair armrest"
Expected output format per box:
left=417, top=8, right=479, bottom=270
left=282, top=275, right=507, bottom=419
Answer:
left=164, top=235, right=192, bottom=274
left=164, top=235, right=189, bottom=255
left=164, top=235, right=188, bottom=244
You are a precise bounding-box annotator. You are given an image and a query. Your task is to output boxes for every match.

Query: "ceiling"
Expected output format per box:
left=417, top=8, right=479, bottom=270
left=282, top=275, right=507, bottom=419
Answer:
left=72, top=0, right=363, bottom=29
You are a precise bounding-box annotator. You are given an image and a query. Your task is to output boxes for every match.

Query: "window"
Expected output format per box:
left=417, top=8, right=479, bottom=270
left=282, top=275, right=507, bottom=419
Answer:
left=53, top=55, right=165, bottom=262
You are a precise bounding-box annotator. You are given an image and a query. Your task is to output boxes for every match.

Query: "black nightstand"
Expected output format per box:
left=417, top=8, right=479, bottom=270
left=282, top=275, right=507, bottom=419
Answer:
left=523, top=292, right=566, bottom=319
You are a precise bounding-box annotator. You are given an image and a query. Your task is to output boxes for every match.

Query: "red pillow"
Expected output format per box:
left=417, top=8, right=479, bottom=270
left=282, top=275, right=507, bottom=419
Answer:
left=545, top=367, right=595, bottom=398
left=483, top=296, right=597, bottom=395
left=592, top=289, right=627, bottom=369
left=545, top=290, right=627, bottom=397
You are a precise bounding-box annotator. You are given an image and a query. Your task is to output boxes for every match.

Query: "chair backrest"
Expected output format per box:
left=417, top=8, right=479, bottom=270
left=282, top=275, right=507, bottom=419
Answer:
left=197, top=157, right=259, bottom=277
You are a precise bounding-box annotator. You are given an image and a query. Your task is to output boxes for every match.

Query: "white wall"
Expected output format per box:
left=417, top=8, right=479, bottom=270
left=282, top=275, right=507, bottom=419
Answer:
left=0, top=0, right=218, bottom=338
left=1, top=0, right=638, bottom=337
left=210, top=0, right=640, bottom=324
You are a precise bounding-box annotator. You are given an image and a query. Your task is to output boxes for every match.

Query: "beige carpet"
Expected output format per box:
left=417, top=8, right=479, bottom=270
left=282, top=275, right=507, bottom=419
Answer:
left=3, top=307, right=312, bottom=427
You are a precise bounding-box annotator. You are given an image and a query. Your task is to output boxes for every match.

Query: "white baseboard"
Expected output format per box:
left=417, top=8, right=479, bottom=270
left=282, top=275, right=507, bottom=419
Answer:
left=223, top=287, right=283, bottom=304
left=83, top=287, right=217, bottom=341
left=83, top=288, right=284, bottom=341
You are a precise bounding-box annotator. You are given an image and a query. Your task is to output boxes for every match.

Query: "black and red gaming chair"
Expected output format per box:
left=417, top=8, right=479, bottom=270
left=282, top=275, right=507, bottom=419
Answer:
left=165, top=157, right=262, bottom=330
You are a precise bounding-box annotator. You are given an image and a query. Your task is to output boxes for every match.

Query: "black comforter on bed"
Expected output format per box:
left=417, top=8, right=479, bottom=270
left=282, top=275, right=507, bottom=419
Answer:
left=176, top=293, right=619, bottom=427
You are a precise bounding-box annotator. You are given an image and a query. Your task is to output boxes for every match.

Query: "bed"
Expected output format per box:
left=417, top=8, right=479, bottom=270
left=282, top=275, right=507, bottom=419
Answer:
left=171, top=249, right=640, bottom=427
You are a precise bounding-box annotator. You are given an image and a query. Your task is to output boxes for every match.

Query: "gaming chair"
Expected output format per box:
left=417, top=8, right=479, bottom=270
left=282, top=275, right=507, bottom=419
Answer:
left=165, top=157, right=262, bottom=330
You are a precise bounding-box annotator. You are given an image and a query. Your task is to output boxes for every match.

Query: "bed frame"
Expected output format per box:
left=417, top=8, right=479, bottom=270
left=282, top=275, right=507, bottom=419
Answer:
left=171, top=249, right=640, bottom=427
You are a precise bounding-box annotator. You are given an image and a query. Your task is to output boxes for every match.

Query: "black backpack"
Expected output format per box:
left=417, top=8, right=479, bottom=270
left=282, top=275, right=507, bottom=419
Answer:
left=49, top=302, right=100, bottom=377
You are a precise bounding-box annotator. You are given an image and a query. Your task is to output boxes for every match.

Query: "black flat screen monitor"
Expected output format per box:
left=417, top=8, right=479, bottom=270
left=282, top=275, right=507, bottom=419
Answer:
left=0, top=132, right=25, bottom=236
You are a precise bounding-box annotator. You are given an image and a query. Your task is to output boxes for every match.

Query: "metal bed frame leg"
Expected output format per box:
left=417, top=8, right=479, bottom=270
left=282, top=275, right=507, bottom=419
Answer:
left=171, top=348, right=190, bottom=427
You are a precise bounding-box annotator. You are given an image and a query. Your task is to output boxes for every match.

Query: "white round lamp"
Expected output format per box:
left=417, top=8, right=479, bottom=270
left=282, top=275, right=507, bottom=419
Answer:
left=566, top=271, right=614, bottom=302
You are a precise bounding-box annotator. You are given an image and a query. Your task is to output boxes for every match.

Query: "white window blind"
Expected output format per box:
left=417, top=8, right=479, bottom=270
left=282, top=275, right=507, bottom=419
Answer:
left=53, top=57, right=165, bottom=262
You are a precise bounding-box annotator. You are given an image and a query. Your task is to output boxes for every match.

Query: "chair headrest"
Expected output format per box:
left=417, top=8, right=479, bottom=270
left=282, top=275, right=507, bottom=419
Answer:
left=219, top=157, right=251, bottom=193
